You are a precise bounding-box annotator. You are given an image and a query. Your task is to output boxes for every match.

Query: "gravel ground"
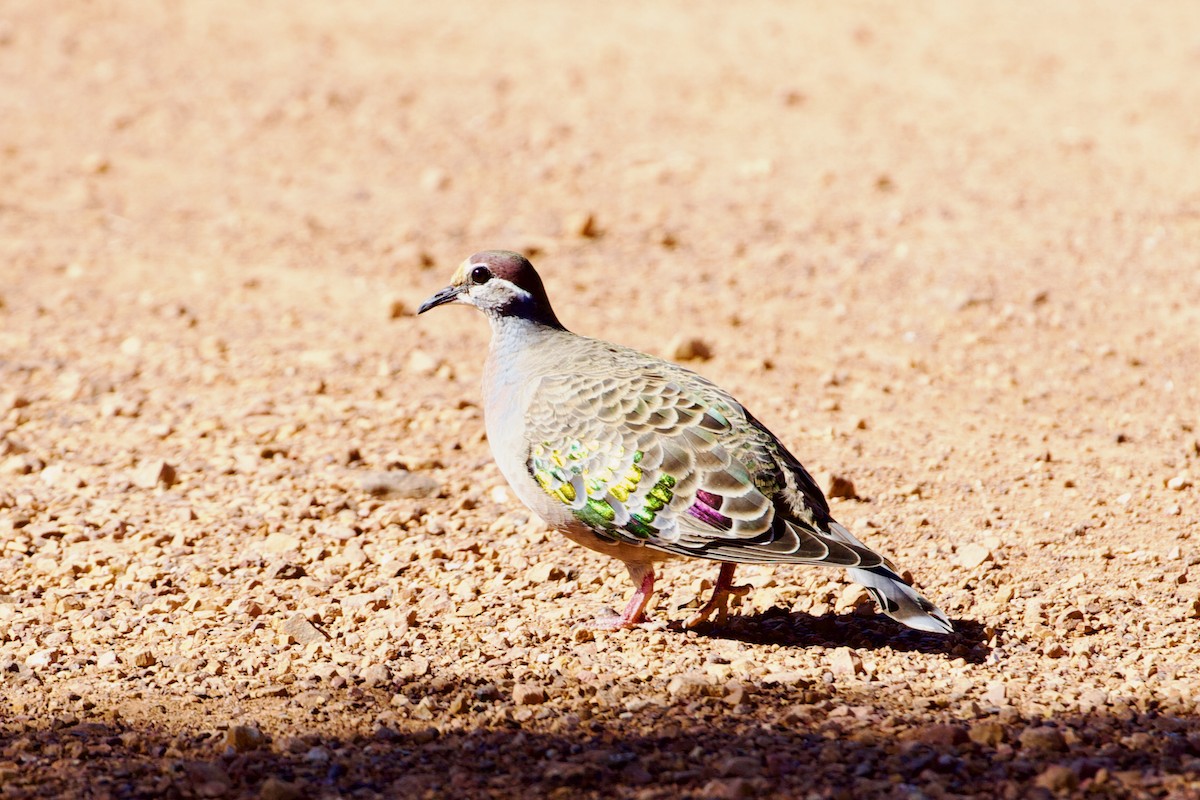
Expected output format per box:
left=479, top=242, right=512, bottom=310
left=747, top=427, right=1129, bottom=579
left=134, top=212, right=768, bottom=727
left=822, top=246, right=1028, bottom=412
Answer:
left=2, top=2, right=1200, bottom=797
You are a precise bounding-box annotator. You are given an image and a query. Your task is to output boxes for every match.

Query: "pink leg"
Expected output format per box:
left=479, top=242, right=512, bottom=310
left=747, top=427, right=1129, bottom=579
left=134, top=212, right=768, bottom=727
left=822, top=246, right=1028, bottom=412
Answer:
left=592, top=564, right=656, bottom=629
left=685, top=563, right=751, bottom=628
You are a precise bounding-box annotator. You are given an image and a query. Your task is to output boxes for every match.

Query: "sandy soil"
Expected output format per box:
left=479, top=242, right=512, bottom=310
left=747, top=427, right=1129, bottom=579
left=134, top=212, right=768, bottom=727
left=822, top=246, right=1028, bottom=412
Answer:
left=2, top=1, right=1200, bottom=797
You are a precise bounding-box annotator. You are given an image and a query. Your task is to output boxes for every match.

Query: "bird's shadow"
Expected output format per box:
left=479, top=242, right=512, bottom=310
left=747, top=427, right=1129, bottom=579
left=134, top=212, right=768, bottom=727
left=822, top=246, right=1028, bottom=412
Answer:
left=679, top=606, right=992, bottom=663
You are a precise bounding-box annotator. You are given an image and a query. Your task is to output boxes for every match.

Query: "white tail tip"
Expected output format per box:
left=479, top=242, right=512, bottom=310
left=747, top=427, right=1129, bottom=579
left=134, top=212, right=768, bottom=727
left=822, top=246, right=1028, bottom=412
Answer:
left=848, top=566, right=954, bottom=634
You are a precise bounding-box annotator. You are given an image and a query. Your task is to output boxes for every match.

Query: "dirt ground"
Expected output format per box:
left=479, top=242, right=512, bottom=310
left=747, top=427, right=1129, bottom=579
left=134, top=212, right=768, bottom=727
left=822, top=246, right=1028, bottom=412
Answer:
left=2, top=1, right=1199, bottom=797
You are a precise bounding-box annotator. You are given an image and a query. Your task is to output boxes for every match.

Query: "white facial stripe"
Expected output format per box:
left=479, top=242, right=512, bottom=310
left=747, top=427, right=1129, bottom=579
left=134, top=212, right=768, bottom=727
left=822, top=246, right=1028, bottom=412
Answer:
left=467, top=277, right=532, bottom=310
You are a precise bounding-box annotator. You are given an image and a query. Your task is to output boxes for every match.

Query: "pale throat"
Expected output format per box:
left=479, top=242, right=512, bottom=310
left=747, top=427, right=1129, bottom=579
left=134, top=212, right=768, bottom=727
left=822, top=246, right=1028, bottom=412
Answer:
left=483, top=313, right=562, bottom=398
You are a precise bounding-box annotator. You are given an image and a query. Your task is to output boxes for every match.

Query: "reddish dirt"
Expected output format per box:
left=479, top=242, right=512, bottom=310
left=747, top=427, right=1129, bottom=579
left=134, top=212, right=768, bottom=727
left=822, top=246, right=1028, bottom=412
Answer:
left=2, top=2, right=1199, bottom=797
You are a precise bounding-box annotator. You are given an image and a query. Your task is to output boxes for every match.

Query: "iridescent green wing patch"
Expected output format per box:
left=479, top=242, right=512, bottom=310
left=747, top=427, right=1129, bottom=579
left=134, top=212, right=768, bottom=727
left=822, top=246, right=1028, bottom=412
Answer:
left=530, top=442, right=677, bottom=543
left=623, top=473, right=676, bottom=540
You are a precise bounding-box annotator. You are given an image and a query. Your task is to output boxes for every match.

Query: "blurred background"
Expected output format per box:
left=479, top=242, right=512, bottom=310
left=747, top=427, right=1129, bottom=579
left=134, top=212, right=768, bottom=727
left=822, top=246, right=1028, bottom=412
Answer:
left=1, top=2, right=1199, bottom=797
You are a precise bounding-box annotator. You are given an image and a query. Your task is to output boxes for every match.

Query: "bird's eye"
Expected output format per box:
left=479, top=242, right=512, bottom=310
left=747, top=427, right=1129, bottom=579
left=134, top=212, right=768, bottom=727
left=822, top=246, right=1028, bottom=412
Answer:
left=470, top=265, right=492, bottom=285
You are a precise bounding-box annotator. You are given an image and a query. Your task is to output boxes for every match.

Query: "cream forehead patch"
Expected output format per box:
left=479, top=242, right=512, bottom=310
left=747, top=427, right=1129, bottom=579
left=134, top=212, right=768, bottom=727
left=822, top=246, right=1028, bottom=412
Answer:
left=449, top=258, right=473, bottom=286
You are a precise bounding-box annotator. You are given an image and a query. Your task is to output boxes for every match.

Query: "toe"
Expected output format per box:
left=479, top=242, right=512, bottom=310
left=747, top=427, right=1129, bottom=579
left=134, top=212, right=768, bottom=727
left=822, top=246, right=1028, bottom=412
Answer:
left=590, top=608, right=650, bottom=630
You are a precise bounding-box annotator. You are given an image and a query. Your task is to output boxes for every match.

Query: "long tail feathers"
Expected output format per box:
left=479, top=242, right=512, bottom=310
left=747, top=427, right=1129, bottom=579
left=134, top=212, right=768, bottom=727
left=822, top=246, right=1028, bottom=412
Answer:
left=825, top=522, right=953, bottom=634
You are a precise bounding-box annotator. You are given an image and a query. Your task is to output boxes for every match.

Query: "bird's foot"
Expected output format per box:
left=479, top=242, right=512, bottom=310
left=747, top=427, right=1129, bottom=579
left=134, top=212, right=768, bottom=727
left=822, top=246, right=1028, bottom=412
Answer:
left=589, top=611, right=655, bottom=630
left=590, top=567, right=656, bottom=630
left=684, top=564, right=751, bottom=629
left=684, top=583, right=750, bottom=628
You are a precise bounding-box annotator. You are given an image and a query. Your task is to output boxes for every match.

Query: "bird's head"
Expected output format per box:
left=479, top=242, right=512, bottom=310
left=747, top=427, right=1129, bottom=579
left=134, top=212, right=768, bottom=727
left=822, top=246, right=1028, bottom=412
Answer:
left=417, top=250, right=563, bottom=329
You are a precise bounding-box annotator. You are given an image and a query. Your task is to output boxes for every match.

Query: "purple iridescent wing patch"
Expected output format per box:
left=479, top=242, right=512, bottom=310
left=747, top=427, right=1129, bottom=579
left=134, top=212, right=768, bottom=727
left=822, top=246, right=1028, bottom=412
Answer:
left=687, top=489, right=733, bottom=531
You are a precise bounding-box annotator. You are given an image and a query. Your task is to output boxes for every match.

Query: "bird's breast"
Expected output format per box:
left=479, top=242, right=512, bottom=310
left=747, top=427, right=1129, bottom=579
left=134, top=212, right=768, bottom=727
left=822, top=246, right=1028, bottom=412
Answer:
left=482, top=347, right=560, bottom=522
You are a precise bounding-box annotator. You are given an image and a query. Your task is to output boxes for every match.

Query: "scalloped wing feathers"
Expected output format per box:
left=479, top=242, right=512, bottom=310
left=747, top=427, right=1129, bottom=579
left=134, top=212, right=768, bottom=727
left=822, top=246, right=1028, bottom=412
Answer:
left=523, top=339, right=887, bottom=571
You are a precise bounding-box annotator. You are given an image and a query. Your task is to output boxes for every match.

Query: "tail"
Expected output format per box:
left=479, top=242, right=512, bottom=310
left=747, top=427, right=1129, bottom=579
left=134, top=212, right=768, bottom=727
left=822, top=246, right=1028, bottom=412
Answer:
left=828, top=523, right=954, bottom=634
left=848, top=565, right=953, bottom=634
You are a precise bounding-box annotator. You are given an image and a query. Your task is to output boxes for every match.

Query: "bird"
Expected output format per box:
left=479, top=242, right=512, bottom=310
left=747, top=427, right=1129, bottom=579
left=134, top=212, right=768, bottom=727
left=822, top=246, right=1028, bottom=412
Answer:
left=417, top=250, right=952, bottom=634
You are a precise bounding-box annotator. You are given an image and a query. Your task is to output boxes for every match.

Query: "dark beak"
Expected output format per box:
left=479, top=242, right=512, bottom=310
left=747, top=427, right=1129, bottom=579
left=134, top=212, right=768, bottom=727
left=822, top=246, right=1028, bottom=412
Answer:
left=417, top=285, right=462, bottom=314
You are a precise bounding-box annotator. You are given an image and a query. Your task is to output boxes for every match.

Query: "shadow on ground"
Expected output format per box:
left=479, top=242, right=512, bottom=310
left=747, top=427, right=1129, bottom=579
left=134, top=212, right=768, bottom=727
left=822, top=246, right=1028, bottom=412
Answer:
left=2, top=689, right=1198, bottom=799
left=685, top=607, right=992, bottom=664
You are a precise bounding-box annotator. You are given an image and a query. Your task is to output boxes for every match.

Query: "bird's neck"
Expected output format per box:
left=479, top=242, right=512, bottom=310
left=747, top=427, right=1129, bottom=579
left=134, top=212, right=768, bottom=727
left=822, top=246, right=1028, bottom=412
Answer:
left=483, top=315, right=571, bottom=411
left=487, top=313, right=570, bottom=374
left=487, top=314, right=568, bottom=357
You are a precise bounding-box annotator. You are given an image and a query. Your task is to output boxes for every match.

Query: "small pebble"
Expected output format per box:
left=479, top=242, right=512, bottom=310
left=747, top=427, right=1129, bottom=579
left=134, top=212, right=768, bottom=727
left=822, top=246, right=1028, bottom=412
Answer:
left=668, top=335, right=713, bottom=361
left=360, top=470, right=440, bottom=499
left=407, top=349, right=441, bottom=376
left=968, top=721, right=1005, bottom=746
left=954, top=543, right=992, bottom=569
left=817, top=473, right=858, bottom=501
left=304, top=747, right=330, bottom=764
left=281, top=614, right=326, bottom=645
left=513, top=684, right=546, bottom=706
left=225, top=725, right=267, bottom=753
left=386, top=295, right=411, bottom=319
left=1035, top=764, right=1079, bottom=792
left=1166, top=474, right=1192, bottom=491
left=525, top=562, right=567, bottom=583
left=133, top=459, right=176, bottom=489
left=1019, top=726, right=1067, bottom=752
left=563, top=212, right=598, bottom=238
left=828, top=648, right=863, bottom=677
left=419, top=167, right=449, bottom=192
